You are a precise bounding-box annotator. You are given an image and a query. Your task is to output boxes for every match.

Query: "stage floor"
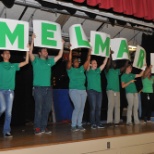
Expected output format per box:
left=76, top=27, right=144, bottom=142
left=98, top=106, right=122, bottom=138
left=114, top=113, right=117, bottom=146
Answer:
left=0, top=122, right=154, bottom=151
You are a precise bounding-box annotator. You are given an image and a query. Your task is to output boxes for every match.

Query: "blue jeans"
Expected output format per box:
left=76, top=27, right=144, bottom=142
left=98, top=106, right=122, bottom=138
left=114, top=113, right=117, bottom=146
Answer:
left=87, top=90, right=102, bottom=125
left=0, top=90, right=14, bottom=134
left=33, top=86, right=52, bottom=130
left=69, top=89, right=87, bottom=127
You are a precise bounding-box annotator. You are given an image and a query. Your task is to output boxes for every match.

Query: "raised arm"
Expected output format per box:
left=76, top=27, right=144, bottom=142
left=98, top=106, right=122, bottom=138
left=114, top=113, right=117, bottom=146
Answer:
left=135, top=70, right=144, bottom=78
left=19, top=51, right=29, bottom=68
left=54, top=39, right=65, bottom=63
left=29, top=33, right=35, bottom=62
left=142, top=65, right=152, bottom=78
left=83, top=48, right=91, bottom=70
left=67, top=49, right=72, bottom=70
left=100, top=57, right=108, bottom=71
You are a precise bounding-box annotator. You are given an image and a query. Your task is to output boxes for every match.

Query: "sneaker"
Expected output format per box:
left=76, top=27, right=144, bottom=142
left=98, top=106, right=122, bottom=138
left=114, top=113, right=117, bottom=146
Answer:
left=34, top=128, right=42, bottom=135
left=78, top=126, right=86, bottom=131
left=4, top=133, right=13, bottom=138
left=91, top=125, right=97, bottom=129
left=97, top=124, right=105, bottom=129
left=41, top=128, right=52, bottom=134
left=71, top=127, right=79, bottom=132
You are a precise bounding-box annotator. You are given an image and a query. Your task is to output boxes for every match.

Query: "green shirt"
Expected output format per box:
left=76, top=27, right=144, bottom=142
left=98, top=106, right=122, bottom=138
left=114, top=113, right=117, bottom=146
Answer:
left=142, top=76, right=154, bottom=93
left=0, top=62, right=20, bottom=90
left=67, top=66, right=86, bottom=90
left=86, top=68, right=102, bottom=92
left=32, top=57, right=55, bottom=86
left=105, top=68, right=120, bottom=92
left=121, top=73, right=137, bottom=93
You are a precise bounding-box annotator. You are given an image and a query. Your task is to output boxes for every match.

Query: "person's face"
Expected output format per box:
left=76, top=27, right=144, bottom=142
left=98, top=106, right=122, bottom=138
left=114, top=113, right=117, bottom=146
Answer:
left=91, top=60, right=97, bottom=69
left=1, top=50, right=11, bottom=61
left=39, top=48, right=48, bottom=58
left=73, top=59, right=80, bottom=68
left=126, top=66, right=132, bottom=73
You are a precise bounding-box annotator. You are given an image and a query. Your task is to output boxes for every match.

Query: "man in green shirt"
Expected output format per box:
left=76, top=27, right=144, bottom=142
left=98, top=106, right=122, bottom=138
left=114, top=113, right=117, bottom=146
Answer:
left=0, top=50, right=29, bottom=138
left=30, top=34, right=64, bottom=135
left=121, top=64, right=143, bottom=125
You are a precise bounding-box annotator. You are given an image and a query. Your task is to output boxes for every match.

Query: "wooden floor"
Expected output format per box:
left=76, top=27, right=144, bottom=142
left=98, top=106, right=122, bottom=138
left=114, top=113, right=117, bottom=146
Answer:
left=0, top=122, right=154, bottom=151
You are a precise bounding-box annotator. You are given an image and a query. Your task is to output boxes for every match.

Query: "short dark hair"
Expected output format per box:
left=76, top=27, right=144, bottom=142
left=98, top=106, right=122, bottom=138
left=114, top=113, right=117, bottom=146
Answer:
left=2, top=50, right=10, bottom=54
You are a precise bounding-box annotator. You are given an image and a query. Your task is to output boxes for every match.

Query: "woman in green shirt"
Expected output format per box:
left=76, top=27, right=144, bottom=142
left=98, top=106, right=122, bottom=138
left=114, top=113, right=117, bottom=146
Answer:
left=121, top=65, right=143, bottom=125
left=105, top=55, right=128, bottom=126
left=67, top=48, right=91, bottom=132
left=86, top=58, right=108, bottom=129
left=0, top=50, right=29, bottom=138
left=141, top=65, right=154, bottom=123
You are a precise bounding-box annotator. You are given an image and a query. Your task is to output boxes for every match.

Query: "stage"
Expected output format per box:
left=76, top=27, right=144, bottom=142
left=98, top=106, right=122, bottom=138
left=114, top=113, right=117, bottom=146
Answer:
left=0, top=122, right=154, bottom=154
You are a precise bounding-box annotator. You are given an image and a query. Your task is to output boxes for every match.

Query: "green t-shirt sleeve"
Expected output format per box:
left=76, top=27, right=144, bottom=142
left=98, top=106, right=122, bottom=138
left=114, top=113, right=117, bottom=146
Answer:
left=67, top=67, right=73, bottom=73
left=32, top=56, right=38, bottom=65
left=80, top=65, right=84, bottom=71
left=13, top=63, right=20, bottom=71
left=121, top=75, right=125, bottom=82
left=97, top=68, right=101, bottom=73
left=48, top=58, right=55, bottom=67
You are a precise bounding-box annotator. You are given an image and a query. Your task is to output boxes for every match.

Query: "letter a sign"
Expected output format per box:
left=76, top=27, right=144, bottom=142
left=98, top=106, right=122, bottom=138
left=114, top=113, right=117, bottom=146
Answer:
left=0, top=19, right=29, bottom=51
left=110, top=38, right=130, bottom=60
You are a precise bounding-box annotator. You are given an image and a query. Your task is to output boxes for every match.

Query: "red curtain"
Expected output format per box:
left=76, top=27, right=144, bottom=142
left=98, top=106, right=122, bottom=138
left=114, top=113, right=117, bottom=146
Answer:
left=73, top=0, right=154, bottom=21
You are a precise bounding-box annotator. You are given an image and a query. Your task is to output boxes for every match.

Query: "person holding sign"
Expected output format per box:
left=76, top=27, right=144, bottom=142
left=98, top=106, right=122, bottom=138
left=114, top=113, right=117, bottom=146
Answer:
left=67, top=48, right=91, bottom=132
left=121, top=65, right=143, bottom=125
left=0, top=50, right=29, bottom=138
left=105, top=54, right=128, bottom=126
left=29, top=34, right=64, bottom=135
left=141, top=65, right=154, bottom=123
left=86, top=57, right=108, bottom=129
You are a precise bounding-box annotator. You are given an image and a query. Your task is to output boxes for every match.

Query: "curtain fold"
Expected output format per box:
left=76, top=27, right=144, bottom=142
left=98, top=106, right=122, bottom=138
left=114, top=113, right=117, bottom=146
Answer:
left=73, top=0, right=154, bottom=21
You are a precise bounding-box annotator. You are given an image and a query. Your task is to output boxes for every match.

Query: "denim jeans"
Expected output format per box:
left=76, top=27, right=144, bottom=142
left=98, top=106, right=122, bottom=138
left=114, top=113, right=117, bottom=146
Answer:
left=87, top=90, right=102, bottom=125
left=69, top=89, right=87, bottom=127
left=0, top=90, right=14, bottom=134
left=33, top=86, right=52, bottom=131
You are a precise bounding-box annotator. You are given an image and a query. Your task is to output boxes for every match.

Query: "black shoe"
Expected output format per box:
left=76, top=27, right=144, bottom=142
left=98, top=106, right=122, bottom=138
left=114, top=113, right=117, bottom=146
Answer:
left=91, top=124, right=97, bottom=129
left=4, top=133, right=13, bottom=138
